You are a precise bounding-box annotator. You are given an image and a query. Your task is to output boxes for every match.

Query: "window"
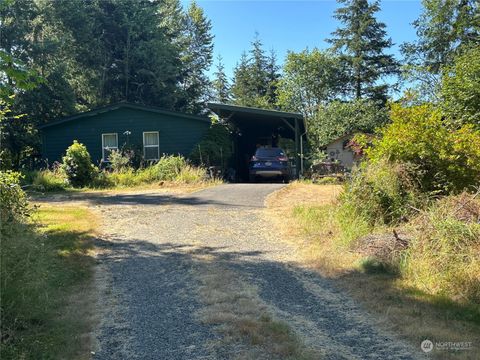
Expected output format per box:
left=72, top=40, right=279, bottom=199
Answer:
left=102, top=133, right=118, bottom=161
left=143, top=131, right=159, bottom=160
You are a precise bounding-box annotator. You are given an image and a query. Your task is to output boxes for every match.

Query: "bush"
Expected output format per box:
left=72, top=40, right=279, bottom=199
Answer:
left=175, top=165, right=206, bottom=183
left=92, top=155, right=208, bottom=188
left=60, top=141, right=97, bottom=187
left=32, top=169, right=68, bottom=191
left=368, top=103, right=480, bottom=194
left=0, top=171, right=29, bottom=226
left=340, top=160, right=424, bottom=225
left=190, top=123, right=233, bottom=167
left=152, top=155, right=189, bottom=181
left=108, top=149, right=132, bottom=172
left=403, top=194, right=480, bottom=303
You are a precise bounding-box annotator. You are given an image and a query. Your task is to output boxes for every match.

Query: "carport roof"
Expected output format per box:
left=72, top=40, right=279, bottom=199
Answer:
left=207, top=103, right=303, bottom=120
left=207, top=102, right=305, bottom=133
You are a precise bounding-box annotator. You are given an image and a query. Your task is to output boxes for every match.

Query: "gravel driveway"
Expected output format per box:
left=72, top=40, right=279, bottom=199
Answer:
left=79, top=184, right=422, bottom=359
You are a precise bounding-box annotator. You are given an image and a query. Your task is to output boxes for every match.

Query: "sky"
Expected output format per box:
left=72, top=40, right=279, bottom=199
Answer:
left=181, top=0, right=424, bottom=78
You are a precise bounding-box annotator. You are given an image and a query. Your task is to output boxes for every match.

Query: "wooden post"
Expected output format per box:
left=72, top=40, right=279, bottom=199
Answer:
left=294, top=118, right=300, bottom=179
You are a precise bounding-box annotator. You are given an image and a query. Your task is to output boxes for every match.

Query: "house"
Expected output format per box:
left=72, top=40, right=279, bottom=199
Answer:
left=324, top=134, right=358, bottom=170
left=39, top=102, right=211, bottom=165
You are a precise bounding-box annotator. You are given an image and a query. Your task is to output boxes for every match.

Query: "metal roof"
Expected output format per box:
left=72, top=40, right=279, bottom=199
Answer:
left=207, top=102, right=303, bottom=119
left=207, top=103, right=304, bottom=134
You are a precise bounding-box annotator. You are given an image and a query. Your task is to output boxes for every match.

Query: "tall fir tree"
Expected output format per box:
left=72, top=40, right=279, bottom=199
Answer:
left=328, top=0, right=399, bottom=101
left=212, top=55, right=230, bottom=103
left=265, top=49, right=281, bottom=106
left=180, top=0, right=214, bottom=113
left=231, top=34, right=280, bottom=108
left=231, top=52, right=252, bottom=106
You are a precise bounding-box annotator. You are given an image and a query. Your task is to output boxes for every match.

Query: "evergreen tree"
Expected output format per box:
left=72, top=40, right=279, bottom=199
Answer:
left=231, top=52, right=252, bottom=106
left=180, top=0, right=214, bottom=113
left=265, top=49, right=281, bottom=106
left=212, top=55, right=230, bottom=103
left=328, top=0, right=399, bottom=101
left=231, top=34, right=280, bottom=108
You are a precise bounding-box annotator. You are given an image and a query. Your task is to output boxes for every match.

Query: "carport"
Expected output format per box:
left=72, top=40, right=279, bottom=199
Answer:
left=207, top=103, right=305, bottom=181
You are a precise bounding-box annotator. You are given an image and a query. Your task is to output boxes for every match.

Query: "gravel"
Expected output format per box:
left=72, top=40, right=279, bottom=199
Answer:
left=62, top=184, right=424, bottom=359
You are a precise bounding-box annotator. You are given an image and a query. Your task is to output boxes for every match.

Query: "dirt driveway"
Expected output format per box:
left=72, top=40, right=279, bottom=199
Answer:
left=47, top=184, right=422, bottom=359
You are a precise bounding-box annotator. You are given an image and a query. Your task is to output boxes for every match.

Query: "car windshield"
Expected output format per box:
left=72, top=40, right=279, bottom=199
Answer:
left=255, top=148, right=285, bottom=157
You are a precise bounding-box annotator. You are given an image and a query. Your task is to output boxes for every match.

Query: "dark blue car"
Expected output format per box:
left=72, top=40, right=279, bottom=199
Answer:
left=249, top=147, right=291, bottom=183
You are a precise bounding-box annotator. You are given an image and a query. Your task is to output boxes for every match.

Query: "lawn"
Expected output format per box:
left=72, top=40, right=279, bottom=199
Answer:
left=1, top=205, right=98, bottom=359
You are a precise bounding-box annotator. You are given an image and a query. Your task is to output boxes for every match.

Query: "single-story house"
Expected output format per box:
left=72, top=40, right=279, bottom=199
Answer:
left=324, top=134, right=358, bottom=170
left=38, top=102, right=211, bottom=165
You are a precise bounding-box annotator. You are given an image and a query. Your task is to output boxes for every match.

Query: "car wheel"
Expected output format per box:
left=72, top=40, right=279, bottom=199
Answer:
left=283, top=175, right=290, bottom=184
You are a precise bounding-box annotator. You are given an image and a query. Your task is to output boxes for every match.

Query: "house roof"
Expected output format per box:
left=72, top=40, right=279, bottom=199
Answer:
left=38, top=102, right=211, bottom=129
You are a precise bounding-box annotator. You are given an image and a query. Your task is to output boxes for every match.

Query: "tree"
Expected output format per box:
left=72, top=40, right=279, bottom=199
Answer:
left=441, top=46, right=480, bottom=128
left=265, top=49, right=281, bottom=106
left=179, top=0, right=214, bottom=113
left=231, top=52, right=253, bottom=106
left=231, top=34, right=280, bottom=108
left=277, top=48, right=345, bottom=118
left=308, top=100, right=389, bottom=152
left=0, top=1, right=40, bottom=169
left=328, top=0, right=399, bottom=101
left=212, top=56, right=231, bottom=103
left=401, top=0, right=480, bottom=100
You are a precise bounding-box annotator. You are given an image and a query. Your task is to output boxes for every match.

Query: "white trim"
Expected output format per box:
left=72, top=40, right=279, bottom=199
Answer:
left=143, top=131, right=160, bottom=160
left=101, top=133, right=118, bottom=161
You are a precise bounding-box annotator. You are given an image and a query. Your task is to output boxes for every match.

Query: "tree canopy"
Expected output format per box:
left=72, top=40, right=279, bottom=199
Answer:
left=328, top=0, right=399, bottom=101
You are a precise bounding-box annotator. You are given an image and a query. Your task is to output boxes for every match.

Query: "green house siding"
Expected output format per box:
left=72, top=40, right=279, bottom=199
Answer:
left=41, top=106, right=210, bottom=165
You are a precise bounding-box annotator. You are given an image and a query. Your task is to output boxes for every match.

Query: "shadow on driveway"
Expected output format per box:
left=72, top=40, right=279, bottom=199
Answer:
left=93, top=236, right=420, bottom=360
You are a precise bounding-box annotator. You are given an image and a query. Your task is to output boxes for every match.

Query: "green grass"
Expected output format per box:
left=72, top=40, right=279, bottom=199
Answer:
left=1, top=205, right=97, bottom=359
left=293, top=203, right=371, bottom=247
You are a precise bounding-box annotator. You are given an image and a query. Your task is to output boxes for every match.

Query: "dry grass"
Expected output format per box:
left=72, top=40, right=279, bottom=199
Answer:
left=192, top=252, right=319, bottom=360
left=265, top=182, right=480, bottom=360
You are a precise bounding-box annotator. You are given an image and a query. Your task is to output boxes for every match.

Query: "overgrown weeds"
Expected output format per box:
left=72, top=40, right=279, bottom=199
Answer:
left=402, top=194, right=480, bottom=303
left=1, top=172, right=97, bottom=359
left=24, top=154, right=217, bottom=191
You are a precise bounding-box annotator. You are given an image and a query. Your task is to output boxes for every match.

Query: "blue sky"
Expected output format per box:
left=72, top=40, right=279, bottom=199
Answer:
left=181, top=0, right=424, bottom=78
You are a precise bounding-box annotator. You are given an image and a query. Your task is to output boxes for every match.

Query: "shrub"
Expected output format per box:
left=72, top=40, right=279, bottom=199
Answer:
left=403, top=194, right=480, bottom=303
left=368, top=103, right=480, bottom=194
left=175, top=165, right=206, bottom=183
left=0, top=171, right=29, bottom=226
left=152, top=155, right=189, bottom=181
left=340, top=160, right=424, bottom=226
left=60, top=141, right=97, bottom=187
left=108, top=149, right=132, bottom=172
left=190, top=123, right=233, bottom=167
left=91, top=155, right=207, bottom=188
left=32, top=169, right=68, bottom=192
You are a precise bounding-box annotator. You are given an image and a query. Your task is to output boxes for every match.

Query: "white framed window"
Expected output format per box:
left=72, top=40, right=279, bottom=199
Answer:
left=143, top=131, right=159, bottom=160
left=102, top=133, right=118, bottom=161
